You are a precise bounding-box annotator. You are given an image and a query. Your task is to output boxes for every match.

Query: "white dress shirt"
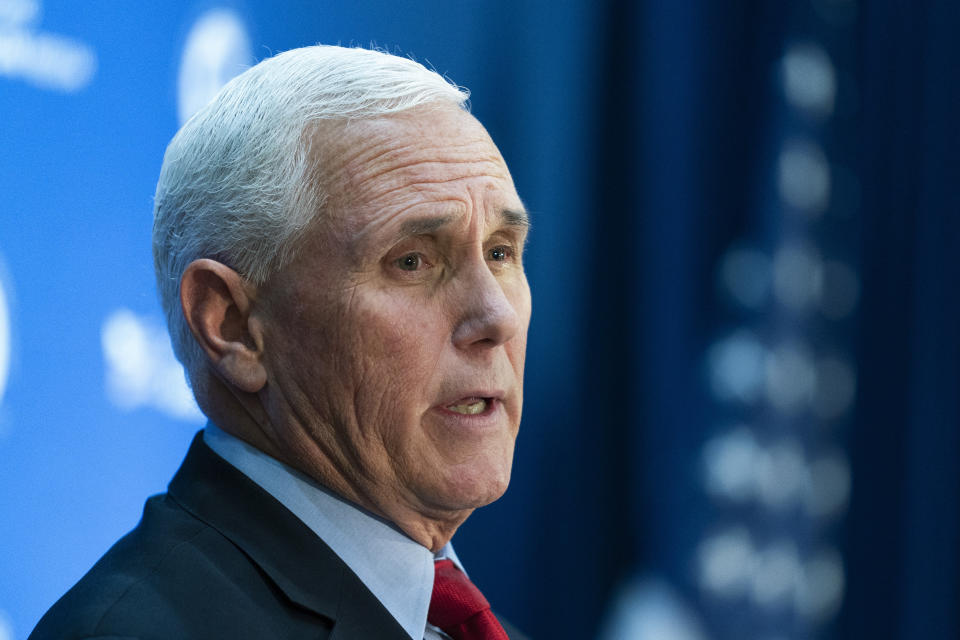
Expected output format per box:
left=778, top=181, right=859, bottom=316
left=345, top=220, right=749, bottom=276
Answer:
left=203, top=423, right=458, bottom=640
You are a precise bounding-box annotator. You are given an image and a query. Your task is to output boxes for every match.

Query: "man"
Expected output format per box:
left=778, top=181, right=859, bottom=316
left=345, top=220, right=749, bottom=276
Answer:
left=31, top=45, right=531, bottom=640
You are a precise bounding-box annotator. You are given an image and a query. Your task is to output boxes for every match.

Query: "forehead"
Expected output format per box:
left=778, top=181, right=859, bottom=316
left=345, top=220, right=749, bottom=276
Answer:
left=310, top=105, right=520, bottom=236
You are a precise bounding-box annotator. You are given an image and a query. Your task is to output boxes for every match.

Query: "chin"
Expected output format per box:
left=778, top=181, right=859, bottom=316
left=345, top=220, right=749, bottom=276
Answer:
left=435, top=458, right=514, bottom=511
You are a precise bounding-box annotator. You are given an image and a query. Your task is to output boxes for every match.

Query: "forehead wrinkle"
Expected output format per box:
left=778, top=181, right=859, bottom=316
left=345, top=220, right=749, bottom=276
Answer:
left=351, top=198, right=464, bottom=244
left=318, top=155, right=511, bottom=251
left=326, top=114, right=493, bottom=164
left=308, top=120, right=492, bottom=200
left=309, top=104, right=501, bottom=185
left=357, top=163, right=513, bottom=212
left=345, top=149, right=508, bottom=197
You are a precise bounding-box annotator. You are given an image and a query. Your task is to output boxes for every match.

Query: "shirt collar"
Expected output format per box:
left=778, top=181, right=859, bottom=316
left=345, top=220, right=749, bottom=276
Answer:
left=203, top=423, right=462, bottom=640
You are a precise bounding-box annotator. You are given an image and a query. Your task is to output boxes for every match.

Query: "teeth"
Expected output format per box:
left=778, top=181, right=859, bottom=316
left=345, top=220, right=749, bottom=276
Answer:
left=447, top=399, right=488, bottom=415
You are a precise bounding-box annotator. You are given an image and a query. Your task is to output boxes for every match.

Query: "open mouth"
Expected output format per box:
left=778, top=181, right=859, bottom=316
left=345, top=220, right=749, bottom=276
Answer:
left=445, top=397, right=491, bottom=415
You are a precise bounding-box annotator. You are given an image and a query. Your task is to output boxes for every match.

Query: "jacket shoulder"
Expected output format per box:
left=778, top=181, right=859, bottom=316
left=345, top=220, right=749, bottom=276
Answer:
left=29, top=493, right=330, bottom=640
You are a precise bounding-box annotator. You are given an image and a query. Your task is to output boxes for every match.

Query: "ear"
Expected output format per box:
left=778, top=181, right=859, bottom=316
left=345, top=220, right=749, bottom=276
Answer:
left=180, top=259, right=267, bottom=393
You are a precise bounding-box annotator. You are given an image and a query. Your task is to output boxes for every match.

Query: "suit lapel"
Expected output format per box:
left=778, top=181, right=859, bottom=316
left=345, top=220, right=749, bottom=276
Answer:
left=327, top=568, right=416, bottom=640
left=168, top=432, right=410, bottom=640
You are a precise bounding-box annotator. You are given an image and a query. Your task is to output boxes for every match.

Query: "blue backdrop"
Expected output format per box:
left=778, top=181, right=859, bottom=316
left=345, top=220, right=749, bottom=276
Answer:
left=1, top=1, right=957, bottom=639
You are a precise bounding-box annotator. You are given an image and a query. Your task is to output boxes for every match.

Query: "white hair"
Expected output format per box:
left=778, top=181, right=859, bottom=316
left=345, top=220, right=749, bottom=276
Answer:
left=153, top=45, right=469, bottom=396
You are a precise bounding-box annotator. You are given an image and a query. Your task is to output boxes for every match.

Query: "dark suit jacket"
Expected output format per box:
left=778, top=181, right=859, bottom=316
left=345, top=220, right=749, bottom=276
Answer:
left=30, top=432, right=528, bottom=640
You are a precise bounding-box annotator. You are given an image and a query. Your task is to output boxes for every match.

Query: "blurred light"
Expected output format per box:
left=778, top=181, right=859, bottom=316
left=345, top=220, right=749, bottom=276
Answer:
left=755, top=440, right=806, bottom=509
left=764, top=342, right=816, bottom=412
left=0, top=0, right=39, bottom=26
left=750, top=541, right=801, bottom=607
left=0, top=271, right=9, bottom=407
left=178, top=8, right=252, bottom=125
left=813, top=355, right=856, bottom=419
left=598, top=577, right=708, bottom=640
left=702, top=426, right=759, bottom=502
left=804, top=450, right=851, bottom=519
left=707, top=330, right=767, bottom=404
left=772, top=244, right=823, bottom=311
left=782, top=43, right=836, bottom=117
left=699, top=532, right=843, bottom=621
left=778, top=140, right=831, bottom=215
left=101, top=309, right=204, bottom=421
left=819, top=260, right=860, bottom=319
left=697, top=527, right=754, bottom=598
left=719, top=246, right=771, bottom=309
left=795, top=547, right=845, bottom=622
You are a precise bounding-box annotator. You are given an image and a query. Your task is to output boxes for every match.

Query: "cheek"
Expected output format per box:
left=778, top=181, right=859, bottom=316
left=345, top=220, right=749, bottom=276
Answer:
left=350, top=294, right=448, bottom=416
left=354, top=291, right=447, bottom=359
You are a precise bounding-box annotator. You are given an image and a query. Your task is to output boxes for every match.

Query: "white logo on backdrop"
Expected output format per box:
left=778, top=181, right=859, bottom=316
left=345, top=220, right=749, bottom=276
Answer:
left=101, top=309, right=203, bottom=422
left=0, top=273, right=9, bottom=409
left=0, top=0, right=96, bottom=92
left=177, top=8, right=252, bottom=125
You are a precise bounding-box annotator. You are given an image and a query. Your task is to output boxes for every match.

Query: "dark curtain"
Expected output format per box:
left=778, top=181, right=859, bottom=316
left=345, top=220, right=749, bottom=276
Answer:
left=844, top=0, right=960, bottom=638
left=451, top=0, right=960, bottom=638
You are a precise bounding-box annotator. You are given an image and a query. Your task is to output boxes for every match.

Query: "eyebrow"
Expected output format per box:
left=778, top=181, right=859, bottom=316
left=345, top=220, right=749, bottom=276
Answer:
left=502, top=208, right=531, bottom=229
left=397, top=216, right=454, bottom=237
left=395, top=208, right=531, bottom=238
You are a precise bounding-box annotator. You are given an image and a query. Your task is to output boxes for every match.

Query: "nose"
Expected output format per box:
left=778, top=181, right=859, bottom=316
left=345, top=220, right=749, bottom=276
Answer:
left=451, top=261, right=523, bottom=351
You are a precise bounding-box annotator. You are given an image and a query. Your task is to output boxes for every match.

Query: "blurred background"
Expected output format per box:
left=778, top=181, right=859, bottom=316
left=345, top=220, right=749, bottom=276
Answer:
left=1, top=0, right=957, bottom=638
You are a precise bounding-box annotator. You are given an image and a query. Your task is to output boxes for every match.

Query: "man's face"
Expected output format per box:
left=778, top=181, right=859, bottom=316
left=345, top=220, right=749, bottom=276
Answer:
left=256, top=104, right=531, bottom=527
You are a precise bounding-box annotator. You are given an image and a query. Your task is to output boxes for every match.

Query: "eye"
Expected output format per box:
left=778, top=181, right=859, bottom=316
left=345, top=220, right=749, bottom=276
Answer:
left=488, top=245, right=512, bottom=262
left=396, top=252, right=425, bottom=271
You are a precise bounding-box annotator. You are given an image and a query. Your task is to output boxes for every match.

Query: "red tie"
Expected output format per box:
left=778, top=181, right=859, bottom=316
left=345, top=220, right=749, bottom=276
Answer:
left=429, top=559, right=510, bottom=640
